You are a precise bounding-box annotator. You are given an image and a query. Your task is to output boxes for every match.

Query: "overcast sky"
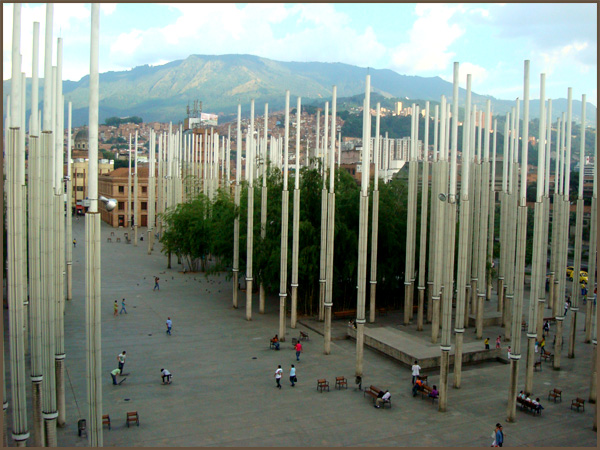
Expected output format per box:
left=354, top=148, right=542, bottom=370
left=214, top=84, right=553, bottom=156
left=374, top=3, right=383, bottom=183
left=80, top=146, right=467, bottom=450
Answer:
left=3, top=3, right=597, bottom=105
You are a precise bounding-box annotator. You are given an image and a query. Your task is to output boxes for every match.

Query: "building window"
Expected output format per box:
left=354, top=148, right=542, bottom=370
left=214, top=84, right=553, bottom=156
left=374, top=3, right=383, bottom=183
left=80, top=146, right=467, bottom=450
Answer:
left=142, top=186, right=147, bottom=194
left=77, top=172, right=84, bottom=178
left=141, top=202, right=147, bottom=211
left=76, top=186, right=84, bottom=191
left=118, top=201, right=125, bottom=211
left=118, top=185, right=124, bottom=193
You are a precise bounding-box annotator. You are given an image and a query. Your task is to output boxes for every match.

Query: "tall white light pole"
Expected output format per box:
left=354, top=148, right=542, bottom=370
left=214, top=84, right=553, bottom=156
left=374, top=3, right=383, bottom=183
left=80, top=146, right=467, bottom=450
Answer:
left=7, top=3, right=30, bottom=446
left=324, top=87, right=337, bottom=353
left=416, top=101, right=430, bottom=330
left=291, top=97, right=302, bottom=328
left=259, top=103, right=269, bottom=314
left=507, top=60, right=530, bottom=423
left=355, top=75, right=371, bottom=375
left=85, top=4, right=103, bottom=445
left=567, top=94, right=586, bottom=358
left=246, top=100, right=256, bottom=320
left=279, top=92, right=290, bottom=338
left=232, top=104, right=241, bottom=308
left=369, top=102, right=381, bottom=323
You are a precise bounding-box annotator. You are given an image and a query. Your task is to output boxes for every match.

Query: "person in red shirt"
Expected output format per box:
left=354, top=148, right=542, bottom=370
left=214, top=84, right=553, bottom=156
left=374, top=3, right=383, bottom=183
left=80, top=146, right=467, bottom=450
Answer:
left=295, top=341, right=302, bottom=361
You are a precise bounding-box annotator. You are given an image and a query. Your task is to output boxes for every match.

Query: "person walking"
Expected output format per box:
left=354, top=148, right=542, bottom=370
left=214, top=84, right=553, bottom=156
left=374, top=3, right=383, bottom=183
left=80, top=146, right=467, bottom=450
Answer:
left=534, top=339, right=539, bottom=353
left=294, top=341, right=302, bottom=361
left=274, top=365, right=283, bottom=389
left=411, top=360, right=421, bottom=385
left=289, top=364, right=296, bottom=386
left=166, top=317, right=172, bottom=335
left=113, top=300, right=119, bottom=317
left=154, top=276, right=160, bottom=291
left=543, top=320, right=550, bottom=336
left=564, top=298, right=570, bottom=316
left=117, top=351, right=126, bottom=372
left=120, top=298, right=127, bottom=314
left=110, top=368, right=121, bottom=385
left=496, top=336, right=501, bottom=349
left=494, top=423, right=504, bottom=447
left=73, top=238, right=76, bottom=247
left=484, top=337, right=490, bottom=350
left=540, top=337, right=546, bottom=354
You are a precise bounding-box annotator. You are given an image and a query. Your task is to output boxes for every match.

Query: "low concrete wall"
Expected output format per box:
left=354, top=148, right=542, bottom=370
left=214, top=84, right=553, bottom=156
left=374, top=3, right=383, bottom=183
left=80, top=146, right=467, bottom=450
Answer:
left=347, top=326, right=504, bottom=370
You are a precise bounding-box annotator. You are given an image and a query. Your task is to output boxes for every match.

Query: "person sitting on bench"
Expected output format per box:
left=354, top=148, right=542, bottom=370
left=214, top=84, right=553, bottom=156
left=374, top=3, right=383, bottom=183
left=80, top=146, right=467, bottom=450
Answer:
left=412, top=378, right=425, bottom=397
left=531, top=397, right=544, bottom=412
left=271, top=335, right=280, bottom=350
left=428, top=385, right=439, bottom=399
left=161, top=368, right=172, bottom=384
left=375, top=390, right=391, bottom=408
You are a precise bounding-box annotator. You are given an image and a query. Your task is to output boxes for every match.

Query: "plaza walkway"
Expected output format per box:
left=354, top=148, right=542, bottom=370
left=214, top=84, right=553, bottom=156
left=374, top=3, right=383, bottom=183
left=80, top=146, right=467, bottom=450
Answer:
left=4, top=218, right=598, bottom=446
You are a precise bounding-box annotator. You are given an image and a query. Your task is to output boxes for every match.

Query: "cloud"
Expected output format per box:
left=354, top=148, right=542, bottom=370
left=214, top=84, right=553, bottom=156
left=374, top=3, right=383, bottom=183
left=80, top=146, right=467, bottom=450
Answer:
left=101, top=4, right=117, bottom=16
left=107, top=3, right=386, bottom=72
left=3, top=3, right=90, bottom=80
left=388, top=4, right=466, bottom=74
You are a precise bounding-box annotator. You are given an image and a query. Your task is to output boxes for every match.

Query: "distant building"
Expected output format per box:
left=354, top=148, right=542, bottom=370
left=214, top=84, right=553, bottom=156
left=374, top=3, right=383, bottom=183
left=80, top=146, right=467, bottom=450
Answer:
left=98, top=166, right=155, bottom=228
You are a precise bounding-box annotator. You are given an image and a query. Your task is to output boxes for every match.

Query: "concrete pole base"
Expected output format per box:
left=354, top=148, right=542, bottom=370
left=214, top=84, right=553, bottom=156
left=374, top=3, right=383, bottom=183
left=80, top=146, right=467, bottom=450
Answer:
left=259, top=284, right=265, bottom=314
left=453, top=333, right=463, bottom=389
left=584, top=300, right=593, bottom=342
left=506, top=359, right=519, bottom=423
left=32, top=381, right=44, bottom=446
left=403, top=283, right=411, bottom=325
left=439, top=350, right=450, bottom=412
left=324, top=306, right=332, bottom=355
left=318, top=282, right=325, bottom=322
left=568, top=311, right=577, bottom=358
left=369, top=283, right=376, bottom=324
left=476, top=294, right=484, bottom=339
left=504, top=295, right=512, bottom=341
left=524, top=337, right=535, bottom=395
left=431, top=297, right=440, bottom=343
left=417, top=288, right=425, bottom=331
left=246, top=280, right=253, bottom=321
left=44, top=418, right=57, bottom=447
left=426, top=283, right=433, bottom=323
left=66, top=264, right=73, bottom=301
left=278, top=293, right=286, bottom=341
left=56, top=358, right=66, bottom=427
left=355, top=321, right=364, bottom=376
left=553, top=319, right=563, bottom=370
left=232, top=272, right=238, bottom=308
left=589, top=343, right=597, bottom=404
left=291, top=286, right=297, bottom=328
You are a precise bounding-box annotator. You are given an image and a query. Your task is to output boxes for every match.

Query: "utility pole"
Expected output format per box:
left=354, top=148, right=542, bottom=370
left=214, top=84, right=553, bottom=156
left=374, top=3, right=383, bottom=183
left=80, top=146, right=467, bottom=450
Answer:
left=279, top=92, right=290, bottom=337
left=233, top=104, right=241, bottom=309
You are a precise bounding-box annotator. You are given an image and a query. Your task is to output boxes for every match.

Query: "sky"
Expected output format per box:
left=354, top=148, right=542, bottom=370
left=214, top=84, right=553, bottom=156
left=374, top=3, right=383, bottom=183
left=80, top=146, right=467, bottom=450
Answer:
left=3, top=3, right=597, bottom=106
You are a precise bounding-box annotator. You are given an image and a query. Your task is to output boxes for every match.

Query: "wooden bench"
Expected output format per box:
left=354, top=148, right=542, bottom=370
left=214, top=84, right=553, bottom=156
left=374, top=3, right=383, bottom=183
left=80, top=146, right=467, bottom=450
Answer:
left=335, top=376, right=348, bottom=390
left=126, top=411, right=139, bottom=427
left=571, top=397, right=585, bottom=412
left=107, top=237, right=112, bottom=243
left=299, top=331, right=309, bottom=341
left=517, top=397, right=542, bottom=415
left=419, top=384, right=438, bottom=404
left=417, top=375, right=428, bottom=384
left=333, top=309, right=356, bottom=320
left=363, top=385, right=381, bottom=402
left=102, top=414, right=111, bottom=430
left=534, top=361, right=542, bottom=371
left=116, top=237, right=121, bottom=242
left=541, top=351, right=553, bottom=363
left=548, top=388, right=562, bottom=403
left=317, top=379, right=329, bottom=393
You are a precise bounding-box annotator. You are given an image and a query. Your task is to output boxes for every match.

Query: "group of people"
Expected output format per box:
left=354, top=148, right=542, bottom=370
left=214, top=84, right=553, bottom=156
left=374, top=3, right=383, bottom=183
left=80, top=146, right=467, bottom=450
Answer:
left=270, top=335, right=303, bottom=361
left=410, top=360, right=438, bottom=400
left=517, top=391, right=544, bottom=413
left=113, top=298, right=127, bottom=316
left=274, top=364, right=297, bottom=388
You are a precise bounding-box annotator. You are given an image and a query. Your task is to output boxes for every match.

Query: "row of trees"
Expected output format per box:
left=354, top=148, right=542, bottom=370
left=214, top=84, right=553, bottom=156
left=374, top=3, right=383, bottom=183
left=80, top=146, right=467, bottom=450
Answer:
left=159, top=166, right=411, bottom=315
left=158, top=162, right=572, bottom=315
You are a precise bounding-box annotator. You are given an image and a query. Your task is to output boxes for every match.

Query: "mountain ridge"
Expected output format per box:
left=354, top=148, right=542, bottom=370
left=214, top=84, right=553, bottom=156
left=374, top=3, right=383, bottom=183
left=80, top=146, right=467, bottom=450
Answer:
left=3, top=54, right=596, bottom=127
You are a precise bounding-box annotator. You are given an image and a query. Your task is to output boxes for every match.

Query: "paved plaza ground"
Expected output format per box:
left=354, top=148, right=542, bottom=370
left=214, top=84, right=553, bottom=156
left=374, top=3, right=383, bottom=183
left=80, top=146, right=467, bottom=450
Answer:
left=3, top=218, right=598, bottom=446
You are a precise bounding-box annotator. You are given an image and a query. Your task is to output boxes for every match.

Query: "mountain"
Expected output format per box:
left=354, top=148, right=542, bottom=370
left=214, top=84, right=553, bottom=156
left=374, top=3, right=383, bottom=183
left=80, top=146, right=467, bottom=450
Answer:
left=3, top=54, right=596, bottom=127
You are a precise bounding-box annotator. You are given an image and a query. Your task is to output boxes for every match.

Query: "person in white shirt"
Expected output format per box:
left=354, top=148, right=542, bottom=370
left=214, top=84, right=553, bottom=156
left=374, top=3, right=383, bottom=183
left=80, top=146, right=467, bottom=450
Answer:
left=375, top=390, right=391, bottom=408
left=166, top=317, right=172, bottom=335
left=160, top=368, right=172, bottom=384
left=117, top=351, right=126, bottom=372
left=411, top=361, right=421, bottom=385
left=289, top=364, right=296, bottom=387
left=274, top=365, right=283, bottom=389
